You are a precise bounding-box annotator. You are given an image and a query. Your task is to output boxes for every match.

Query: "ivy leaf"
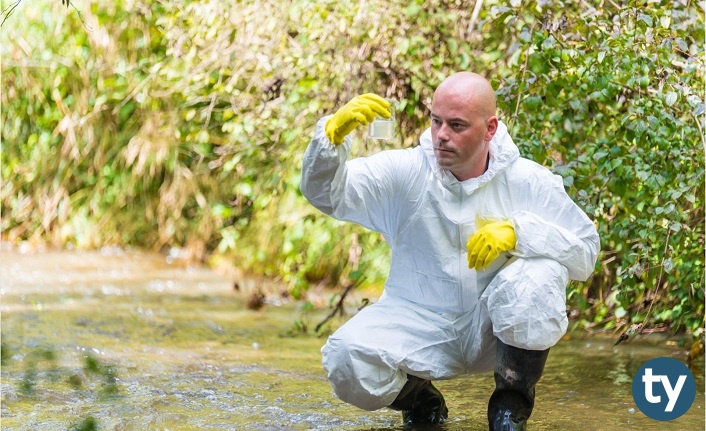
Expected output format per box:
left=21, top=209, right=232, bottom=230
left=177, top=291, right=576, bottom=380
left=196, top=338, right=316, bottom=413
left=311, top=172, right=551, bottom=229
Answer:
left=687, top=94, right=702, bottom=107
left=597, top=51, right=606, bottom=63
left=542, top=36, right=556, bottom=50
left=634, top=120, right=647, bottom=136
left=664, top=92, right=678, bottom=106
left=593, top=151, right=608, bottom=161
left=638, top=14, right=653, bottom=27
left=660, top=15, right=671, bottom=28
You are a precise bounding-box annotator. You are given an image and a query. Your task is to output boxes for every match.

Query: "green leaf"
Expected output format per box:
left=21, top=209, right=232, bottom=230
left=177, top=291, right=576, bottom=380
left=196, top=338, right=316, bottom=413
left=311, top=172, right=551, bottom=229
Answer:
left=405, top=4, right=422, bottom=17
left=447, top=38, right=458, bottom=55
left=523, top=96, right=542, bottom=111
left=593, top=151, right=608, bottom=161
left=597, top=51, right=606, bottom=63
left=349, top=269, right=364, bottom=282
left=634, top=120, right=647, bottom=136
left=660, top=15, right=671, bottom=29
left=638, top=13, right=653, bottom=27
left=542, top=36, right=556, bottom=50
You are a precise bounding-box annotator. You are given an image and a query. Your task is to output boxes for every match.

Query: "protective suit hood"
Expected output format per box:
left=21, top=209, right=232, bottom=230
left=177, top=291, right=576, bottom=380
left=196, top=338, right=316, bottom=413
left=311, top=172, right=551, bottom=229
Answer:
left=418, top=120, right=520, bottom=191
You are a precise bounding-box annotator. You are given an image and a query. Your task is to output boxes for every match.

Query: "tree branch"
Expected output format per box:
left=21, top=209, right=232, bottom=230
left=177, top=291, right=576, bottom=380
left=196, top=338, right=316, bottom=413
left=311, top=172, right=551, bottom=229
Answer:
left=1, top=0, right=22, bottom=27
left=2, top=0, right=89, bottom=29
left=314, top=283, right=356, bottom=334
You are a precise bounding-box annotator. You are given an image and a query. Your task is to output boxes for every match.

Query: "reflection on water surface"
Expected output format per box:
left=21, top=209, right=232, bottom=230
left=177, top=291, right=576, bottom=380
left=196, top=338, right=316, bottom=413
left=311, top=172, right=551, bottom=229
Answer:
left=1, top=249, right=703, bottom=430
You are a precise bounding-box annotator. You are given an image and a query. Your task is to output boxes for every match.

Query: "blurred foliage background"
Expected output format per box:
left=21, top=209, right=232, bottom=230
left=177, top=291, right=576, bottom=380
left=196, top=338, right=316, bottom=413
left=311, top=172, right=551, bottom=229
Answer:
left=1, top=0, right=704, bottom=340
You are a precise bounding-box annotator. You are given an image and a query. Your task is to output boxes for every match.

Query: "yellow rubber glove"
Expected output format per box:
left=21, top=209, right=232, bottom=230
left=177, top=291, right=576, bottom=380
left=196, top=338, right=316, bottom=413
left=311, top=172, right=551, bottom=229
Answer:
left=467, top=220, right=517, bottom=271
left=325, top=94, right=391, bottom=145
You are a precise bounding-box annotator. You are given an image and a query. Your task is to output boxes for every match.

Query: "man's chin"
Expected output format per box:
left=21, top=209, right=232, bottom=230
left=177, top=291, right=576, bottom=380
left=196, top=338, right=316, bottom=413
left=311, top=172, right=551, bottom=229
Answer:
left=434, top=152, right=455, bottom=166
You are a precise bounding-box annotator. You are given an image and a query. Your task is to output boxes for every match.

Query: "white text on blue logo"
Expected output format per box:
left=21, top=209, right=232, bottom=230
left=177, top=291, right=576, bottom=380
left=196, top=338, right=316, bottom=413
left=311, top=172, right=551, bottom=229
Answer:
left=642, top=368, right=687, bottom=412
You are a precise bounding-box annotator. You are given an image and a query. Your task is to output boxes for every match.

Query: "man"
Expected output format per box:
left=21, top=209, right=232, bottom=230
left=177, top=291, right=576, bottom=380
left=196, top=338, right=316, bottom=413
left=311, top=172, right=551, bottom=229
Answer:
left=300, top=72, right=599, bottom=430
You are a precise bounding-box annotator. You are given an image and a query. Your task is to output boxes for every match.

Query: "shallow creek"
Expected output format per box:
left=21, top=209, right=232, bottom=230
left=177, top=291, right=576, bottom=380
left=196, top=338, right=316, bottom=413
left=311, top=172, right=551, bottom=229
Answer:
left=1, top=249, right=703, bottom=430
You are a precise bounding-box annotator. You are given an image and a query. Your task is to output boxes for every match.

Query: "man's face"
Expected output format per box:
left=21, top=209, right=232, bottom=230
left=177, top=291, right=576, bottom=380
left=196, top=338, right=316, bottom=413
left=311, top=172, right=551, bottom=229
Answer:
left=430, top=90, right=497, bottom=181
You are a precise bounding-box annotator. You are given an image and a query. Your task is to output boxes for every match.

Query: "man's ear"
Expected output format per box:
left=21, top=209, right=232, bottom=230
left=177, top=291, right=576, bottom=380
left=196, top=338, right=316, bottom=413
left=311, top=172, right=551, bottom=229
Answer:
left=485, top=116, right=499, bottom=142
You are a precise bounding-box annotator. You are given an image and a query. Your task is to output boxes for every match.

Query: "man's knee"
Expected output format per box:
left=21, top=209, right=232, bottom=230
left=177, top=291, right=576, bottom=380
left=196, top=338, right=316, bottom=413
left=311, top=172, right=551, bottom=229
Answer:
left=321, top=334, right=352, bottom=379
left=322, top=332, right=406, bottom=411
left=481, top=257, right=569, bottom=350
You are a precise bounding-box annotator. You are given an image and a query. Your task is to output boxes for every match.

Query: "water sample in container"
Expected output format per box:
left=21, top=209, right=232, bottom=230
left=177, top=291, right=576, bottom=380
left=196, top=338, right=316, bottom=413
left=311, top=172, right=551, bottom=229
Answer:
left=368, top=99, right=397, bottom=140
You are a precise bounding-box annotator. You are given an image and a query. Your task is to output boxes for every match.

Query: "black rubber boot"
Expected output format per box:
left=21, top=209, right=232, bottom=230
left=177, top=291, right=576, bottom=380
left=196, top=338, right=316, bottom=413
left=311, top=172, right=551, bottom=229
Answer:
left=389, top=374, right=448, bottom=426
left=488, top=340, right=550, bottom=431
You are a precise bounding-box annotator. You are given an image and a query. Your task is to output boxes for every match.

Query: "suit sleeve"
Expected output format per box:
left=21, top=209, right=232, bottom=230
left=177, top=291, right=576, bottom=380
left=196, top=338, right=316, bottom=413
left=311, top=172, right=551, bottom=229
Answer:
left=510, top=169, right=600, bottom=281
left=300, top=116, right=415, bottom=237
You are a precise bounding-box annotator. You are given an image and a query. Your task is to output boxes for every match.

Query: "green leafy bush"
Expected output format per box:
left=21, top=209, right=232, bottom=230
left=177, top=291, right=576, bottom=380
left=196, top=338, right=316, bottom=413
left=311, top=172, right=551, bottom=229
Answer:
left=486, top=1, right=703, bottom=335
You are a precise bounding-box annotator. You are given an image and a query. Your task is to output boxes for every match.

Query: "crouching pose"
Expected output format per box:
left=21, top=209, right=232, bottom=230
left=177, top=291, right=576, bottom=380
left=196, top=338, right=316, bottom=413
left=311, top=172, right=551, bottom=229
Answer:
left=300, top=72, right=600, bottom=430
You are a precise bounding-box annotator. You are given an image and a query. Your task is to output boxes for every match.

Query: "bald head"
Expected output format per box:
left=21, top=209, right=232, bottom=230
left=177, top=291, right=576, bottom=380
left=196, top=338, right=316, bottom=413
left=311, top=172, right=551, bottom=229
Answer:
left=433, top=72, right=497, bottom=118
left=429, top=72, right=499, bottom=181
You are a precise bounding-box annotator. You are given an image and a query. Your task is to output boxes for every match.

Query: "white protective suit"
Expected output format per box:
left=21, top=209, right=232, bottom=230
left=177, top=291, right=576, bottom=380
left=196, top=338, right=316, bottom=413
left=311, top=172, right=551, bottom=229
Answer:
left=300, top=117, right=600, bottom=411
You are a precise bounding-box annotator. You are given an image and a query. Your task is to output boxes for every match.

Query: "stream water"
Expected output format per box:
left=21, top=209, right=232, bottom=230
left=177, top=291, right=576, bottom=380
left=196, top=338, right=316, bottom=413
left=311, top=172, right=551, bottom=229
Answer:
left=1, top=248, right=703, bottom=430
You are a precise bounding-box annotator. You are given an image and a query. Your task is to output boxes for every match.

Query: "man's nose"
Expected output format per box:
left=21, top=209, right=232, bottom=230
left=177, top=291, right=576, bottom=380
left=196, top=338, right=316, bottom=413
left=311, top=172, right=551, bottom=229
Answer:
left=437, top=123, right=450, bottom=141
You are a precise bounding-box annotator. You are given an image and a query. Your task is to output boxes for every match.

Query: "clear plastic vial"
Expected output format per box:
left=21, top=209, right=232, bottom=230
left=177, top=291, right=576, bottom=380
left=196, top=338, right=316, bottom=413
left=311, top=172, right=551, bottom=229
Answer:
left=368, top=99, right=397, bottom=140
